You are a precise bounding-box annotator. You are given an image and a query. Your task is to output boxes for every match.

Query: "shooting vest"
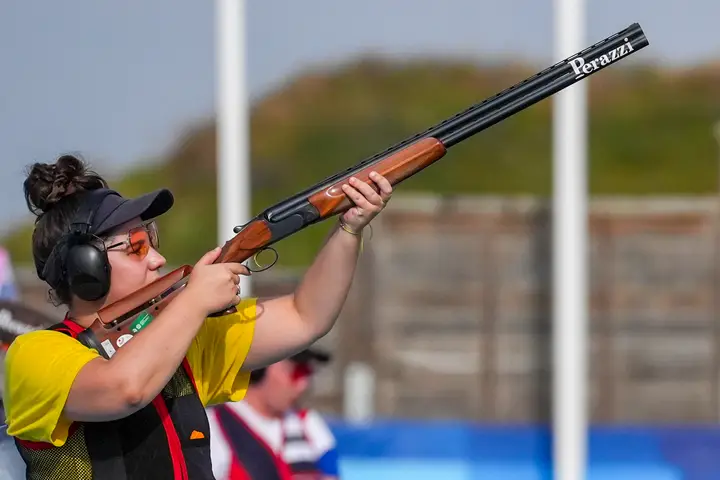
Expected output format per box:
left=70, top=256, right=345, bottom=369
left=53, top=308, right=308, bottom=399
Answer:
left=13, top=318, right=214, bottom=480
left=212, top=404, right=324, bottom=480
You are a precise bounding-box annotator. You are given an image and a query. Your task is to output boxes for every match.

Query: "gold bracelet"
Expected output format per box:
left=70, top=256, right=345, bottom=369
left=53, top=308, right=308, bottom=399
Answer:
left=338, top=218, right=364, bottom=254
left=338, top=218, right=361, bottom=236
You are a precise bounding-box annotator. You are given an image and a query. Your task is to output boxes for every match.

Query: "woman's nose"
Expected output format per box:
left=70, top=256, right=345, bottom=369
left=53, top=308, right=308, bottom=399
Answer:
left=147, top=248, right=167, bottom=270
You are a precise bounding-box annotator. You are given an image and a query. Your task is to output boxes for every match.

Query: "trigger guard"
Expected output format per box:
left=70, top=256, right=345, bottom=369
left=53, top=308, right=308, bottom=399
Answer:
left=247, top=247, right=278, bottom=273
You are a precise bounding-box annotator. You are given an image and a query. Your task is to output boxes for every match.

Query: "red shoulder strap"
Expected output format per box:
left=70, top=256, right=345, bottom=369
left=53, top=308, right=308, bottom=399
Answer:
left=47, top=313, right=85, bottom=339
left=62, top=318, right=85, bottom=337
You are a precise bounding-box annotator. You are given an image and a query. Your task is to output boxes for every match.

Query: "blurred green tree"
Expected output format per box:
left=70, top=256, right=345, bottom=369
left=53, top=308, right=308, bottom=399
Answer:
left=3, top=57, right=719, bottom=268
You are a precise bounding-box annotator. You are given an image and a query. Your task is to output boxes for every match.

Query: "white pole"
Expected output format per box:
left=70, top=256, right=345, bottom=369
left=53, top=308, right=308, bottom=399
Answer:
left=343, top=362, right=376, bottom=424
left=552, top=0, right=587, bottom=479
left=216, top=0, right=252, bottom=296
left=713, top=121, right=720, bottom=422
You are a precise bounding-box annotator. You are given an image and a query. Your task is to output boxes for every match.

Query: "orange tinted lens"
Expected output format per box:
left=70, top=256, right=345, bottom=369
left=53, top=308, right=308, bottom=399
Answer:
left=128, top=229, right=150, bottom=258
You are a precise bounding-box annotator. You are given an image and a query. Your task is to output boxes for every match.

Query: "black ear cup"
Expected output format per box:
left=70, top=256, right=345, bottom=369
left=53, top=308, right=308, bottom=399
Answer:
left=65, top=236, right=112, bottom=301
left=41, top=189, right=115, bottom=302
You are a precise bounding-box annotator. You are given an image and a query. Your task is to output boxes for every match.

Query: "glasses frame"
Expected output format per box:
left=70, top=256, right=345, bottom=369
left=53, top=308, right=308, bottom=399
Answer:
left=104, top=219, right=160, bottom=258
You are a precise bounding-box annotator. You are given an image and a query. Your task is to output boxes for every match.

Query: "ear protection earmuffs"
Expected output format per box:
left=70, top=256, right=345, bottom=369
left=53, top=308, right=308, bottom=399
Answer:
left=42, top=189, right=116, bottom=302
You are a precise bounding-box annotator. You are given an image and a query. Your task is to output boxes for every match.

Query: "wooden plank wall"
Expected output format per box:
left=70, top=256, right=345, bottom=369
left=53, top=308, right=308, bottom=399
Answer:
left=10, top=194, right=720, bottom=423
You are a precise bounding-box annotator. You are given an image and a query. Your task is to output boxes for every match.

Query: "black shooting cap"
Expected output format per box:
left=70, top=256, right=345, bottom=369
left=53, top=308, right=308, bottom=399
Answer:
left=249, top=347, right=332, bottom=384
left=90, top=188, right=174, bottom=236
left=35, top=187, right=174, bottom=284
left=291, top=347, right=332, bottom=364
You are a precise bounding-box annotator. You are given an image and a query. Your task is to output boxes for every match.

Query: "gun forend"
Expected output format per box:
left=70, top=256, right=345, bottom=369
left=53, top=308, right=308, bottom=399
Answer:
left=307, top=137, right=446, bottom=218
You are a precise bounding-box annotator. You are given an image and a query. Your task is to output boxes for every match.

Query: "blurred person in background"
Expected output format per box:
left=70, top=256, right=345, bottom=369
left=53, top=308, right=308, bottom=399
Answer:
left=0, top=240, right=22, bottom=472
left=1, top=300, right=57, bottom=423
left=1, top=301, right=57, bottom=479
left=0, top=246, right=19, bottom=301
left=208, top=347, right=339, bottom=480
left=3, top=154, right=390, bottom=479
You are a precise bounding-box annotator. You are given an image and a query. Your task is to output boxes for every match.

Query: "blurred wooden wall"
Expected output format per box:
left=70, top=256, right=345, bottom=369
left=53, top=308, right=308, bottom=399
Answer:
left=12, top=194, right=720, bottom=423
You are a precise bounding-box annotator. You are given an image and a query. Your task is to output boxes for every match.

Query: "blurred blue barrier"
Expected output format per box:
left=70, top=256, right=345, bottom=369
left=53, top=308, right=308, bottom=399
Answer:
left=326, top=419, right=720, bottom=480
left=4, top=419, right=720, bottom=479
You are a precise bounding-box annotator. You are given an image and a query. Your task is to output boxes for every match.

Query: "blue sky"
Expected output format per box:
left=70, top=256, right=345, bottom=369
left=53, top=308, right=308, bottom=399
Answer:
left=0, top=0, right=718, bottom=233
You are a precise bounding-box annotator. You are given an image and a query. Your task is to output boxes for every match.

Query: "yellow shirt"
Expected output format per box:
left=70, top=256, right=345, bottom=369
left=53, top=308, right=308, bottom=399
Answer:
left=2, top=298, right=256, bottom=447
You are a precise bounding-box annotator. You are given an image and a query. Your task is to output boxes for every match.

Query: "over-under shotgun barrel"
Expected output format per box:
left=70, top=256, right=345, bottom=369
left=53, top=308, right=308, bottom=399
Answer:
left=439, top=23, right=648, bottom=146
left=258, top=23, right=648, bottom=233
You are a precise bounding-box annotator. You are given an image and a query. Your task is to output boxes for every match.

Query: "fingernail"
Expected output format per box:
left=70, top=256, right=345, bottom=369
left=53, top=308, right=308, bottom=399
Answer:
left=370, top=171, right=377, bottom=177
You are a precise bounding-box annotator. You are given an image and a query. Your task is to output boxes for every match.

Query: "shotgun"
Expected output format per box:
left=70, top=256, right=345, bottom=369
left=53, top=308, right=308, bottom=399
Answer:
left=77, top=23, right=649, bottom=358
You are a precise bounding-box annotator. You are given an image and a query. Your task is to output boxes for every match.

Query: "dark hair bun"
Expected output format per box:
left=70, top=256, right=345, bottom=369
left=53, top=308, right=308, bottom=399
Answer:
left=24, top=154, right=108, bottom=216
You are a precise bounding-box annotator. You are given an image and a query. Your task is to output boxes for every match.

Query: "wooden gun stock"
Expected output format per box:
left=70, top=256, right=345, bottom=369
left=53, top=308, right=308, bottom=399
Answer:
left=77, top=265, right=193, bottom=359
left=75, top=23, right=649, bottom=359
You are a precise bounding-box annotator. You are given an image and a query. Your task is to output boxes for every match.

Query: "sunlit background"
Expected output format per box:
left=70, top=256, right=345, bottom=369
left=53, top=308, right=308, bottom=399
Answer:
left=2, top=1, right=720, bottom=479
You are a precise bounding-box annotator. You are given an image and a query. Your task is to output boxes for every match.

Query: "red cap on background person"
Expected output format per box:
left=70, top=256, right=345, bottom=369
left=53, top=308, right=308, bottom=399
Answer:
left=249, top=347, right=332, bottom=385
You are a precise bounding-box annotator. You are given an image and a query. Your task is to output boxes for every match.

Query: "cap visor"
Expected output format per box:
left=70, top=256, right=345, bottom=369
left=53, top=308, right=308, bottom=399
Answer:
left=94, top=189, right=174, bottom=235
left=292, top=347, right=331, bottom=364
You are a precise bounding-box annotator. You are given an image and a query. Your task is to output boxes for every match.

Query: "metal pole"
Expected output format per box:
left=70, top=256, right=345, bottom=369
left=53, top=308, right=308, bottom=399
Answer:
left=552, top=0, right=588, bottom=478
left=712, top=121, right=720, bottom=421
left=714, top=122, right=720, bottom=194
left=216, top=0, right=252, bottom=295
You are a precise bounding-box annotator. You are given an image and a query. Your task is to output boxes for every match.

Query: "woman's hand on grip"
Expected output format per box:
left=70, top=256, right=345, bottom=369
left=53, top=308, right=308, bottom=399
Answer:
left=340, top=171, right=393, bottom=232
left=184, top=247, right=250, bottom=315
